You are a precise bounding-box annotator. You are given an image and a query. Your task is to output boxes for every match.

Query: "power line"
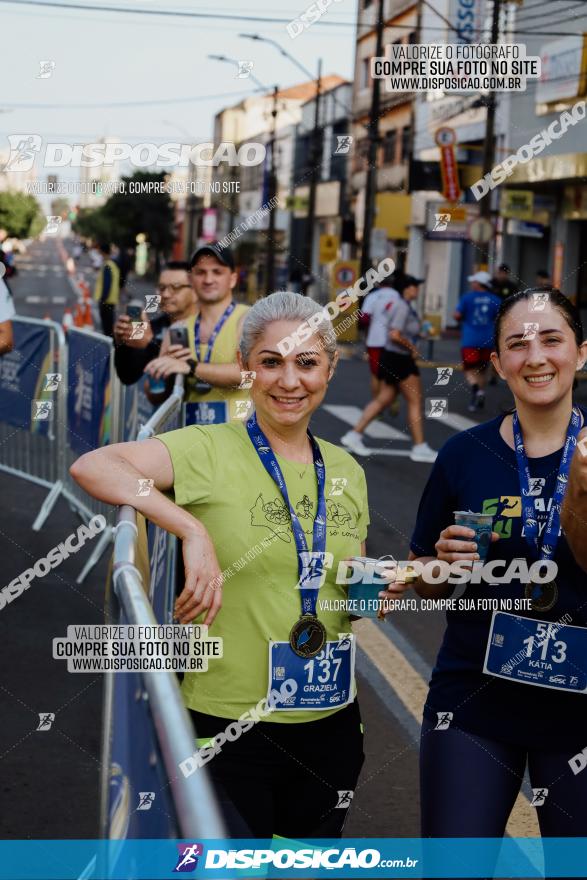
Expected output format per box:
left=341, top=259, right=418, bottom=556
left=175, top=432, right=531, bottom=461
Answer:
left=0, top=0, right=355, bottom=25
left=0, top=89, right=268, bottom=110
left=1, top=0, right=586, bottom=37
left=523, top=13, right=585, bottom=31
left=516, top=0, right=584, bottom=19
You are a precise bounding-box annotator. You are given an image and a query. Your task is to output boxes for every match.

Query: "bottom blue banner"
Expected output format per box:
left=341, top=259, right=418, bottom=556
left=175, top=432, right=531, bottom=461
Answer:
left=0, top=838, right=586, bottom=879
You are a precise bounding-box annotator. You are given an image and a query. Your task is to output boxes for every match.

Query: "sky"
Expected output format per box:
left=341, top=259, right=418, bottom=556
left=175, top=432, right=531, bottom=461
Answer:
left=0, top=0, right=358, bottom=151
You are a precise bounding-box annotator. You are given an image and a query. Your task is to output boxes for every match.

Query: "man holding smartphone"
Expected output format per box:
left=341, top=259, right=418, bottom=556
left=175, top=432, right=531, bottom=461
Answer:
left=113, top=261, right=196, bottom=386
left=145, top=243, right=250, bottom=424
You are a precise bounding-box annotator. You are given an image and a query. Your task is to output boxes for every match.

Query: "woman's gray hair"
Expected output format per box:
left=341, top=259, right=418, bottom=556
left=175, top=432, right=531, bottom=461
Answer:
left=239, top=291, right=337, bottom=364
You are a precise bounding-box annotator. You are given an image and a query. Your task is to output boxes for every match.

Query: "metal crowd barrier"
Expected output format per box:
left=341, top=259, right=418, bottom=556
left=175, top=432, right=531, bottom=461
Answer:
left=0, top=316, right=67, bottom=528
left=99, top=374, right=227, bottom=844
left=61, top=328, right=121, bottom=582
left=100, top=503, right=226, bottom=843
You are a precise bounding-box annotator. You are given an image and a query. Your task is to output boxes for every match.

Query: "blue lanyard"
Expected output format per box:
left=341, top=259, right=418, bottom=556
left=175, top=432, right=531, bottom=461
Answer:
left=245, top=413, right=327, bottom=615
left=194, top=301, right=236, bottom=363
left=513, top=406, right=582, bottom=560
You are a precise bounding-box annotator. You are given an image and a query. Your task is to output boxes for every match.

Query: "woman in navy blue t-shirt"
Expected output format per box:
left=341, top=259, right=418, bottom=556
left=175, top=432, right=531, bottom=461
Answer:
left=402, top=289, right=587, bottom=841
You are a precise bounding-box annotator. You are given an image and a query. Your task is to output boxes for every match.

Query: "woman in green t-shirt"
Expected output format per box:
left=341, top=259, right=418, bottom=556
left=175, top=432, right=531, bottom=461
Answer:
left=71, top=291, right=371, bottom=839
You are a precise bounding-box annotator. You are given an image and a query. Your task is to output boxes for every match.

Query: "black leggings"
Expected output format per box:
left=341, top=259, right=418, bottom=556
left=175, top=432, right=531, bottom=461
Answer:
left=189, top=701, right=364, bottom=840
left=420, top=716, right=587, bottom=877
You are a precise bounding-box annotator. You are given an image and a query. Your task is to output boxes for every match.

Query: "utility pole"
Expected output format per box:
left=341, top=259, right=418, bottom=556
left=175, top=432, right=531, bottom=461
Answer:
left=361, top=0, right=385, bottom=277
left=302, top=59, right=322, bottom=295
left=266, top=86, right=279, bottom=295
left=478, top=0, right=501, bottom=268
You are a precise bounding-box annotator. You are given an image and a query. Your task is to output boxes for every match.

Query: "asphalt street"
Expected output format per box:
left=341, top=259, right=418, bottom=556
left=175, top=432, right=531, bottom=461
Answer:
left=3, top=238, right=587, bottom=843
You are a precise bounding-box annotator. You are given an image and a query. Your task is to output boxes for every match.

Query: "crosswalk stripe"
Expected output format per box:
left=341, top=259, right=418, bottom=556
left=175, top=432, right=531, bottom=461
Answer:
left=355, top=448, right=413, bottom=458
left=325, top=404, right=480, bottom=446
left=324, top=404, right=408, bottom=441
left=24, top=295, right=41, bottom=303
left=431, top=411, right=479, bottom=432
left=354, top=618, right=540, bottom=840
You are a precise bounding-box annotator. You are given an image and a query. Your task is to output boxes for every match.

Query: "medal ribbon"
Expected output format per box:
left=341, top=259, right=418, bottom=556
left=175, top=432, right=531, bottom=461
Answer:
left=194, top=301, right=236, bottom=363
left=513, top=406, right=582, bottom=561
left=245, top=413, right=327, bottom=616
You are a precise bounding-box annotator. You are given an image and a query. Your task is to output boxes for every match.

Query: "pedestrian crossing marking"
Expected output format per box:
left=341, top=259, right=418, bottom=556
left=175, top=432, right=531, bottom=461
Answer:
left=324, top=405, right=408, bottom=442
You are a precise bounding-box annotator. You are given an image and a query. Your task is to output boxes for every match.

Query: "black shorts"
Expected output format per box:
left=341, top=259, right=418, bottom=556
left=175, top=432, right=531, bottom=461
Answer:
left=378, top=349, right=419, bottom=385
left=189, top=700, right=365, bottom=839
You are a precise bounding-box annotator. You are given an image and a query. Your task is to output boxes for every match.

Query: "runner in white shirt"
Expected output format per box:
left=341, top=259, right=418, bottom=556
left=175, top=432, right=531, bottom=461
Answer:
left=361, top=285, right=400, bottom=397
left=0, top=276, right=15, bottom=355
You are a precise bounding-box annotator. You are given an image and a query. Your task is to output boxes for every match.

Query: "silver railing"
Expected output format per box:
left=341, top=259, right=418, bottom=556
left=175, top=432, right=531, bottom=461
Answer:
left=0, top=317, right=67, bottom=529
left=102, top=504, right=226, bottom=839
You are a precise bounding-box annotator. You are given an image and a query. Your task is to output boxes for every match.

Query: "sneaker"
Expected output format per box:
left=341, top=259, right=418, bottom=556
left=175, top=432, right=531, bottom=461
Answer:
left=341, top=430, right=372, bottom=457
left=410, top=442, right=437, bottom=463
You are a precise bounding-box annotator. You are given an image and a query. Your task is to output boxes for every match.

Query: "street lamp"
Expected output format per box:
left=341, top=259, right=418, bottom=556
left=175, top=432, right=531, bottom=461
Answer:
left=208, top=54, right=279, bottom=294
left=207, top=54, right=268, bottom=95
left=240, top=33, right=323, bottom=295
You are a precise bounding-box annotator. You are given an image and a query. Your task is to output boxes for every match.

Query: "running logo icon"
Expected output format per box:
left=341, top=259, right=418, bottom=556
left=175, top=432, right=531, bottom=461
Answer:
left=237, top=61, right=254, bottom=78
left=137, top=792, right=155, bottom=811
left=174, top=843, right=204, bottom=873
left=144, top=294, right=161, bottom=312
left=434, top=367, right=453, bottom=386
left=234, top=399, right=253, bottom=419
left=43, top=373, right=62, bottom=391
left=136, top=478, right=154, bottom=497
left=335, top=790, right=354, bottom=808
left=522, top=322, right=539, bottom=341
left=37, top=713, right=55, bottom=731
left=530, top=292, right=549, bottom=311
left=33, top=400, right=53, bottom=420
left=334, top=135, right=353, bottom=154
left=296, top=551, right=333, bottom=590
left=426, top=398, right=448, bottom=419
left=129, top=322, right=148, bottom=340
left=435, top=711, right=453, bottom=730
left=4, top=134, right=42, bottom=171
left=37, top=60, right=56, bottom=79
left=238, top=370, right=256, bottom=389
left=531, top=788, right=549, bottom=807
left=433, top=213, right=451, bottom=232
left=524, top=477, right=545, bottom=497
left=329, top=477, right=348, bottom=496
left=44, top=216, right=62, bottom=235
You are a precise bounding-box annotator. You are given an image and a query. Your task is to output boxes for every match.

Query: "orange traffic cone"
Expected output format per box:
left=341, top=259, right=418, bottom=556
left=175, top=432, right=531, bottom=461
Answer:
left=82, top=301, right=93, bottom=328
left=62, top=307, right=74, bottom=332
left=73, top=301, right=85, bottom=327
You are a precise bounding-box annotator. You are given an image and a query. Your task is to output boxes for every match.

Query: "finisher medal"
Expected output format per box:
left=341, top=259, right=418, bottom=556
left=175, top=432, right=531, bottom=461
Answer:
left=525, top=580, right=559, bottom=613
left=289, top=614, right=327, bottom=658
left=246, top=413, right=330, bottom=660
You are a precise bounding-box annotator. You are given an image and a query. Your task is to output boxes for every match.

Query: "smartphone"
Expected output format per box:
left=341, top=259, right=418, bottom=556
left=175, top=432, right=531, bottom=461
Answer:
left=126, top=304, right=143, bottom=321
left=169, top=326, right=189, bottom=349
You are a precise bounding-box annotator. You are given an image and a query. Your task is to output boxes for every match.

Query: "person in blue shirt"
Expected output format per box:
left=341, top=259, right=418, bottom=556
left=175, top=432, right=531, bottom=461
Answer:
left=382, top=288, right=587, bottom=860
left=454, top=271, right=501, bottom=412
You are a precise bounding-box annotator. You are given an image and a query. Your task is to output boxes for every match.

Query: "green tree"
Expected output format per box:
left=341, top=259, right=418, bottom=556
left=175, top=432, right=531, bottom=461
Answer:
left=72, top=170, right=175, bottom=268
left=0, top=190, right=44, bottom=238
left=73, top=206, right=113, bottom=243
left=103, top=170, right=175, bottom=261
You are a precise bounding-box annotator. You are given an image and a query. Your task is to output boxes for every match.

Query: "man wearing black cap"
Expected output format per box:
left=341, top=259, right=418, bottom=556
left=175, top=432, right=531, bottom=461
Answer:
left=146, top=243, right=250, bottom=424
left=492, top=263, right=518, bottom=300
